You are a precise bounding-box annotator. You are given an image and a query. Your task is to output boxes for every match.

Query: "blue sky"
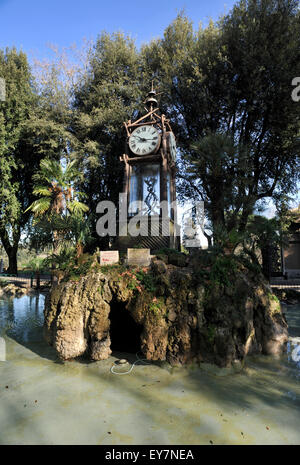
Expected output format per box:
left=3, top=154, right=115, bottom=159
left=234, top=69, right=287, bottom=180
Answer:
left=0, top=0, right=237, bottom=62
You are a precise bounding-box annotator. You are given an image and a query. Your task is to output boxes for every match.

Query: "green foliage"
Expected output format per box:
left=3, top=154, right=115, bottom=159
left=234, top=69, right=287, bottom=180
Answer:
left=268, top=292, right=279, bottom=303
left=44, top=246, right=76, bottom=271
left=0, top=48, right=41, bottom=272
left=143, top=3, right=300, bottom=242
left=118, top=267, right=157, bottom=295
left=99, top=263, right=126, bottom=275
left=148, top=297, right=165, bottom=316
left=46, top=248, right=96, bottom=280
left=192, top=248, right=241, bottom=288
left=134, top=269, right=157, bottom=293
left=70, top=254, right=95, bottom=277
left=188, top=133, right=251, bottom=241
left=23, top=257, right=47, bottom=273
left=0, top=47, right=78, bottom=272
left=28, top=158, right=88, bottom=216
left=234, top=250, right=262, bottom=276
left=1, top=2, right=300, bottom=270
left=27, top=158, right=89, bottom=255
left=119, top=269, right=143, bottom=292
left=243, top=215, right=287, bottom=277
left=209, top=255, right=238, bottom=288
left=155, top=247, right=183, bottom=257
left=72, top=32, right=146, bottom=250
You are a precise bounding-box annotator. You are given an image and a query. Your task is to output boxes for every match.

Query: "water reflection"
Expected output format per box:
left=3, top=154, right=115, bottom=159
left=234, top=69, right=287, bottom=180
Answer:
left=0, top=293, right=45, bottom=343
left=285, top=303, right=300, bottom=379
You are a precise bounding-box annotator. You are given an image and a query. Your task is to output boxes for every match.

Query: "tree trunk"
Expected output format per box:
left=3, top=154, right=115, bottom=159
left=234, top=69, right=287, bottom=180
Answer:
left=0, top=227, right=20, bottom=275
left=238, top=204, right=254, bottom=233
left=203, top=230, right=213, bottom=248
left=50, top=229, right=60, bottom=285
left=7, top=247, right=18, bottom=275
left=36, top=270, right=41, bottom=289
left=211, top=200, right=225, bottom=246
left=76, top=241, right=84, bottom=258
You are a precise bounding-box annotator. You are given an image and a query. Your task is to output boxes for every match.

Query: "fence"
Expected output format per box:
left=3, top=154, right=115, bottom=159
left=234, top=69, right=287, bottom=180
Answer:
left=0, top=274, right=51, bottom=289
left=270, top=277, right=300, bottom=289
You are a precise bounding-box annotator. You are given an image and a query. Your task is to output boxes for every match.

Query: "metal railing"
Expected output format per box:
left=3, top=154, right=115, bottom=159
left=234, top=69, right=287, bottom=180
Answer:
left=0, top=274, right=51, bottom=289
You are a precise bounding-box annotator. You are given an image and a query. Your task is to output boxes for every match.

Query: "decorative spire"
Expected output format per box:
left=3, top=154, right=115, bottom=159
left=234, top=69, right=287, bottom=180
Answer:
left=145, top=80, right=158, bottom=111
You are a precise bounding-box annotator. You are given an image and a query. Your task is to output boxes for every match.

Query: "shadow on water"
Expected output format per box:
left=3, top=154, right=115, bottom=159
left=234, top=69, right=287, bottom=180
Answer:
left=283, top=303, right=300, bottom=338
left=184, top=303, right=300, bottom=416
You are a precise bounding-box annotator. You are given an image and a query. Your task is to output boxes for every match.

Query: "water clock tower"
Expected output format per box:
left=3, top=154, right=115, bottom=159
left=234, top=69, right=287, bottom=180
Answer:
left=117, top=86, right=180, bottom=251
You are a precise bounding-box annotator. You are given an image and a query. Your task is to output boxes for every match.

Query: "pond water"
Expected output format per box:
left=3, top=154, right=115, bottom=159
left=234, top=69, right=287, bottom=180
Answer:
left=0, top=293, right=299, bottom=445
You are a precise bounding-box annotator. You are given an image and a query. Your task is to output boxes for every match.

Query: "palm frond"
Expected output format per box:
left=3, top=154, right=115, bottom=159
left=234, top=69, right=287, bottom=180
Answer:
left=32, top=186, right=52, bottom=197
left=64, top=160, right=79, bottom=180
left=67, top=200, right=89, bottom=214
left=26, top=197, right=51, bottom=215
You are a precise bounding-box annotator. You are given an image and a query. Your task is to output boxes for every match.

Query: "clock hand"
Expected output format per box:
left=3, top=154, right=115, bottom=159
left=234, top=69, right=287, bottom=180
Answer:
left=132, top=135, right=145, bottom=141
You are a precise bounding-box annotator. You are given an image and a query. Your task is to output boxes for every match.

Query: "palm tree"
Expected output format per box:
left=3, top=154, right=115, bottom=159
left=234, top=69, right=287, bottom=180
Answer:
left=26, top=158, right=89, bottom=255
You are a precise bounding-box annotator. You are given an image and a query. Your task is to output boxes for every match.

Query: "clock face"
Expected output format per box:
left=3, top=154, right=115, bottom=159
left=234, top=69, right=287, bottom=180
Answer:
left=129, top=125, right=160, bottom=156
left=168, top=132, right=177, bottom=162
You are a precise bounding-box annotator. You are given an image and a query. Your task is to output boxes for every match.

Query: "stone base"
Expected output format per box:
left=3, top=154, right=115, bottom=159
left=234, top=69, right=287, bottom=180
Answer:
left=44, top=261, right=288, bottom=367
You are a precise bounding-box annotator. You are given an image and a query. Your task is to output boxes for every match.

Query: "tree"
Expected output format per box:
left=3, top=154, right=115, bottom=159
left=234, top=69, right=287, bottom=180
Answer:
left=245, top=215, right=285, bottom=278
left=24, top=257, right=46, bottom=289
left=72, top=32, right=146, bottom=250
left=26, top=158, right=89, bottom=255
left=0, top=48, right=39, bottom=273
left=0, top=45, right=83, bottom=273
left=186, top=132, right=252, bottom=244
left=141, top=2, right=300, bottom=243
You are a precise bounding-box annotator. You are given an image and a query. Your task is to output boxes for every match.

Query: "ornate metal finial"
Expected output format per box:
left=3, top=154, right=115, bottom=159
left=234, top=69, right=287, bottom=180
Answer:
left=145, top=81, right=158, bottom=111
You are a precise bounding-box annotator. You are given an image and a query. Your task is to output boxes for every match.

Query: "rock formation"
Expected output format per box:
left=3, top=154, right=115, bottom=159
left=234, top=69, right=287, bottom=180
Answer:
left=44, top=256, right=288, bottom=367
left=0, top=283, right=29, bottom=298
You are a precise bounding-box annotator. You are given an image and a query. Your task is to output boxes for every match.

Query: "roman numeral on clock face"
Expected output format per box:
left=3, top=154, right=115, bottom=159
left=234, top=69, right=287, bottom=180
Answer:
left=129, top=125, right=160, bottom=155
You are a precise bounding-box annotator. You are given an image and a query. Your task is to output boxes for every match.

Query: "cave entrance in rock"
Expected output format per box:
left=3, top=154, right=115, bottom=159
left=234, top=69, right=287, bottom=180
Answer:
left=109, top=299, right=142, bottom=354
